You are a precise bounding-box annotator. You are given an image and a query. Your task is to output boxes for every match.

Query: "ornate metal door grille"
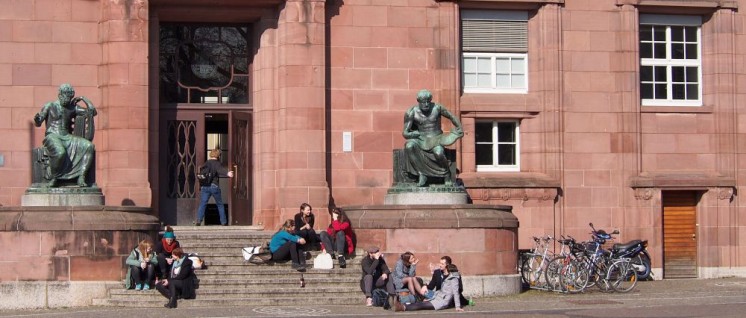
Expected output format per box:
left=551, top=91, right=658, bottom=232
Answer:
left=166, top=120, right=197, bottom=198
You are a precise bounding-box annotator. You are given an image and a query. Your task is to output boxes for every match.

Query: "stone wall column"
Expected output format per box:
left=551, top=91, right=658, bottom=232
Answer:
left=254, top=0, right=329, bottom=229
left=99, top=0, right=152, bottom=206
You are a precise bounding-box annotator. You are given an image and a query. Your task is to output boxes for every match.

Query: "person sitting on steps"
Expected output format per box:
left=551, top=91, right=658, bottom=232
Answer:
left=294, top=203, right=320, bottom=252
left=319, top=207, right=354, bottom=268
left=125, top=239, right=158, bottom=291
left=395, top=264, right=465, bottom=312
left=392, top=251, right=425, bottom=301
left=420, top=255, right=469, bottom=308
left=270, top=219, right=308, bottom=272
left=360, top=246, right=396, bottom=306
left=154, top=227, right=180, bottom=283
left=155, top=247, right=196, bottom=309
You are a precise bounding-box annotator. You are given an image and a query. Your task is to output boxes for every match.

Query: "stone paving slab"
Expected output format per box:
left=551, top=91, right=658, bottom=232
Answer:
left=1, top=277, right=745, bottom=317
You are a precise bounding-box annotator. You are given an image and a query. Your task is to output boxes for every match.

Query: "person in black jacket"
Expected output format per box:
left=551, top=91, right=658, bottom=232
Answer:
left=155, top=247, right=196, bottom=308
left=420, top=255, right=468, bottom=308
left=293, top=203, right=319, bottom=251
left=195, top=148, right=234, bottom=226
left=360, top=246, right=395, bottom=306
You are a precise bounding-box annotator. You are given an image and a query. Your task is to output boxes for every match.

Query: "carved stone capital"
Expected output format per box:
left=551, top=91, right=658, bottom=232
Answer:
left=634, top=188, right=654, bottom=200
left=717, top=187, right=734, bottom=201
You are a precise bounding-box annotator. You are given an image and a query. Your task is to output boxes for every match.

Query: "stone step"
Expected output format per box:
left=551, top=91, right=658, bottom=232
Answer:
left=109, top=286, right=360, bottom=300
left=198, top=256, right=362, bottom=266
left=168, top=225, right=266, bottom=232
left=94, top=295, right=364, bottom=307
left=196, top=276, right=360, bottom=285
left=194, top=267, right=359, bottom=276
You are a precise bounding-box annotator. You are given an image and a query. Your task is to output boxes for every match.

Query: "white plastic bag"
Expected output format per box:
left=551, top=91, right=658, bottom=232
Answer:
left=242, top=246, right=261, bottom=261
left=313, top=251, right=333, bottom=269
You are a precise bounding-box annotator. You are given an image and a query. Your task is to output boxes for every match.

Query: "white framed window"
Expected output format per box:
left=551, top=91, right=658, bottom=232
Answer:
left=640, top=14, right=702, bottom=106
left=475, top=120, right=519, bottom=172
left=462, top=10, right=528, bottom=94
left=463, top=53, right=527, bottom=93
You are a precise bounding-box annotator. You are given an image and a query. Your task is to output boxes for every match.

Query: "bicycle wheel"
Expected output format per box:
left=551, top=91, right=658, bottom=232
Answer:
left=522, top=255, right=546, bottom=287
left=594, top=261, right=613, bottom=292
left=544, top=256, right=565, bottom=292
left=520, top=255, right=533, bottom=285
left=559, top=258, right=589, bottom=293
left=607, top=259, right=638, bottom=293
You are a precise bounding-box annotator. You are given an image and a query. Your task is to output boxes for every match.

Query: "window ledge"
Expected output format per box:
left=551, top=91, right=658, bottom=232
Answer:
left=460, top=172, right=560, bottom=188
left=641, top=105, right=713, bottom=113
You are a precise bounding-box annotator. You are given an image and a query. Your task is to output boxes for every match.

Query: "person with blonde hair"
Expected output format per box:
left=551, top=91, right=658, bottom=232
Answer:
left=270, top=219, right=307, bottom=271
left=125, top=239, right=158, bottom=290
left=195, top=148, right=234, bottom=226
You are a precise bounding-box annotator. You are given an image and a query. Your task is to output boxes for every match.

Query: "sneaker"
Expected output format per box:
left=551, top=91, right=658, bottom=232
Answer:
left=193, top=220, right=201, bottom=226
left=366, top=297, right=373, bottom=307
left=143, top=284, right=150, bottom=291
left=291, top=263, right=306, bottom=272
left=338, top=255, right=346, bottom=268
left=135, top=283, right=142, bottom=291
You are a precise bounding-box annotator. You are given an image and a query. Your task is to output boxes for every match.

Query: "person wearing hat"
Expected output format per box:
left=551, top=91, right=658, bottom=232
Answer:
left=154, top=226, right=181, bottom=282
left=360, top=246, right=395, bottom=306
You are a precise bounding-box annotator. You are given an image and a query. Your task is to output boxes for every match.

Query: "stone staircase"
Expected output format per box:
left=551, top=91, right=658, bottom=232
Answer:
left=93, top=226, right=365, bottom=307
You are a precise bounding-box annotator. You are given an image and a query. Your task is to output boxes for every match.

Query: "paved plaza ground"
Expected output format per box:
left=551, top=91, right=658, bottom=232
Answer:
left=1, top=277, right=745, bottom=317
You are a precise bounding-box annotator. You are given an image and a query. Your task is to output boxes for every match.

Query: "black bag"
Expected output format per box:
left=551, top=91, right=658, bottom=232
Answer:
left=197, top=164, right=216, bottom=186
left=372, top=288, right=389, bottom=309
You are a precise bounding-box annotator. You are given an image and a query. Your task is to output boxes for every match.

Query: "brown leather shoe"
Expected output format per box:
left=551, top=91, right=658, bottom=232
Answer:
left=394, top=301, right=405, bottom=312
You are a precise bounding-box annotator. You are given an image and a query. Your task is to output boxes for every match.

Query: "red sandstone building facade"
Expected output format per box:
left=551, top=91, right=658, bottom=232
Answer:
left=1, top=0, right=744, bottom=279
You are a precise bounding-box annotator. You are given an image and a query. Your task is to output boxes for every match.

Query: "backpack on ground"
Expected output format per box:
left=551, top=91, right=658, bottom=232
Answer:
left=371, top=288, right=390, bottom=309
left=197, top=164, right=216, bottom=186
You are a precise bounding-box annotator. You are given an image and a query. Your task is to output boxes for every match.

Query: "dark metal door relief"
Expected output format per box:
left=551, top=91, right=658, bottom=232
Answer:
left=230, top=111, right=252, bottom=225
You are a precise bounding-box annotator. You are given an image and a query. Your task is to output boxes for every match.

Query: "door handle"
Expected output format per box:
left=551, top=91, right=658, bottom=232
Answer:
left=233, top=165, right=238, bottom=190
left=692, top=233, right=696, bottom=240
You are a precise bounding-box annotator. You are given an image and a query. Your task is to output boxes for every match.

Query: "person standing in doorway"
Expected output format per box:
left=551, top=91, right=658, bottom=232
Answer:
left=195, top=148, right=234, bottom=226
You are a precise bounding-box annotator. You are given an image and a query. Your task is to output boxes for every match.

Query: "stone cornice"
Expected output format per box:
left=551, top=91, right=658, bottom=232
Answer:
left=628, top=172, right=736, bottom=188
left=616, top=0, right=737, bottom=9
left=436, top=0, right=563, bottom=3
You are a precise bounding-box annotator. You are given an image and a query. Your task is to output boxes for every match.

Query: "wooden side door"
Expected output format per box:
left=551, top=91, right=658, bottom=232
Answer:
left=662, top=190, right=698, bottom=278
left=229, top=111, right=253, bottom=225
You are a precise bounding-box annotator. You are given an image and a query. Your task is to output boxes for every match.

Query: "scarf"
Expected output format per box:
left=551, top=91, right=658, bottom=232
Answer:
left=161, top=238, right=177, bottom=254
left=171, top=257, right=184, bottom=278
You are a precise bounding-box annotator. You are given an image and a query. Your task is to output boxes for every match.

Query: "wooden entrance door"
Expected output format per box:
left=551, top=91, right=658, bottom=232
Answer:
left=662, top=191, right=698, bottom=278
left=229, top=111, right=252, bottom=225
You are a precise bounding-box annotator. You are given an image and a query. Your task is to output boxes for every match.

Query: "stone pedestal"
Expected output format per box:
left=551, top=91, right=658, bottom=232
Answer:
left=344, top=204, right=521, bottom=297
left=0, top=205, right=159, bottom=309
left=383, top=191, right=469, bottom=205
left=22, top=186, right=105, bottom=206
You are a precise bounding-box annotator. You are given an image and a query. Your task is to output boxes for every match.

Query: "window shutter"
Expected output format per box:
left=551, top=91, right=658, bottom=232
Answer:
left=462, top=10, right=528, bottom=53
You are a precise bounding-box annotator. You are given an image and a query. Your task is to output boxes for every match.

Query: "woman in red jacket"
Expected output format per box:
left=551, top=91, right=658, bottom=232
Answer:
left=319, top=207, right=354, bottom=268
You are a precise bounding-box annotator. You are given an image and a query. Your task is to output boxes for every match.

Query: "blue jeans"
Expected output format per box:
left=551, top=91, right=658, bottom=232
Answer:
left=196, top=184, right=227, bottom=225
